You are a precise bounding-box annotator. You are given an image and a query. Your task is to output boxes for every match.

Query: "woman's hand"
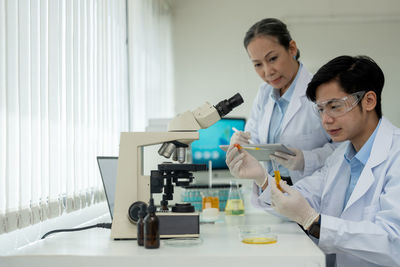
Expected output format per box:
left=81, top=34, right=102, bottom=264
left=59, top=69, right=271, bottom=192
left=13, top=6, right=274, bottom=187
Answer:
left=270, top=147, right=305, bottom=171
left=225, top=144, right=267, bottom=187
left=230, top=131, right=252, bottom=145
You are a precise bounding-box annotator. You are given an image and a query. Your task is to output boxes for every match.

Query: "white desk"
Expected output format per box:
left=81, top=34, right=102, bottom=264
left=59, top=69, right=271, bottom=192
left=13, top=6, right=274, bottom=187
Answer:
left=2, top=211, right=325, bottom=267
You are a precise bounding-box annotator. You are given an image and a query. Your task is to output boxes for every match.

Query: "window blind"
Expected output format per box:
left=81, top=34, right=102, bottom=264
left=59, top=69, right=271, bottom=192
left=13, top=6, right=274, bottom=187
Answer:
left=128, top=0, right=174, bottom=131
left=0, top=0, right=129, bottom=234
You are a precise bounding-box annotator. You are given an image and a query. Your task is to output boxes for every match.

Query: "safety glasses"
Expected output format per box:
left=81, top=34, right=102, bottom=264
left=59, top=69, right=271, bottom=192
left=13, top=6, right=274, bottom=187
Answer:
left=314, top=91, right=366, bottom=118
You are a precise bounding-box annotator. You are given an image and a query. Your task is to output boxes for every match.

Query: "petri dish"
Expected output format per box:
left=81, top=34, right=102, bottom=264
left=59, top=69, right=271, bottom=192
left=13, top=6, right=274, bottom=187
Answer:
left=241, top=237, right=277, bottom=244
left=164, top=237, right=203, bottom=247
left=239, top=225, right=277, bottom=244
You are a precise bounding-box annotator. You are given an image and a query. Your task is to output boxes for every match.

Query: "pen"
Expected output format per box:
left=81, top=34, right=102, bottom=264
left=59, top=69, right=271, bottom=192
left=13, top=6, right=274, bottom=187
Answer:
left=232, top=127, right=254, bottom=144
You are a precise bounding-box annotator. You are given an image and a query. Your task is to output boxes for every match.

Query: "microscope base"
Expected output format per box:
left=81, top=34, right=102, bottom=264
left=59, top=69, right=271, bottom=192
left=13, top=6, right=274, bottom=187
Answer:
left=158, top=212, right=200, bottom=238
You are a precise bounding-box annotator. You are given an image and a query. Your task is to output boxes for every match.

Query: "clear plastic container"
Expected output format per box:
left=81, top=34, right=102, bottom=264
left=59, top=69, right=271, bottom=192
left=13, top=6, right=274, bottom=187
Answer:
left=239, top=225, right=277, bottom=244
left=181, top=183, right=236, bottom=211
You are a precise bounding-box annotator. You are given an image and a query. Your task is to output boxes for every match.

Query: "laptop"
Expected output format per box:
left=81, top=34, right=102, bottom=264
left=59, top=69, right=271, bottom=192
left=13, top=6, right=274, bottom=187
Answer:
left=97, top=156, right=118, bottom=219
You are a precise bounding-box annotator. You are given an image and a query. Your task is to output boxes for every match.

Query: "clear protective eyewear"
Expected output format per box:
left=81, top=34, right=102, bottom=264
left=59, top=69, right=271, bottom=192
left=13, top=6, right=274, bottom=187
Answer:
left=314, top=91, right=365, bottom=118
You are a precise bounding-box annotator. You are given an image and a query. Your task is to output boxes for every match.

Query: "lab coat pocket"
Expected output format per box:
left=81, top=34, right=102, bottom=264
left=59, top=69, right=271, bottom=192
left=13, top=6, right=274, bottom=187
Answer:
left=363, top=204, right=379, bottom=221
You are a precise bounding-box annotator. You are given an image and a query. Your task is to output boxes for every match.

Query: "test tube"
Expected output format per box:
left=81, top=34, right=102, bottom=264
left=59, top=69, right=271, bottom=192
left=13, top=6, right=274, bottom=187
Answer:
left=208, top=160, right=212, bottom=188
left=271, top=160, right=282, bottom=191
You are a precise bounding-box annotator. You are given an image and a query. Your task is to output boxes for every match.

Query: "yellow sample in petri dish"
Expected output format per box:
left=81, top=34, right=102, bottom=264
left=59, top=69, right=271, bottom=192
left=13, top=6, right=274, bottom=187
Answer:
left=242, top=237, right=277, bottom=244
left=239, top=225, right=277, bottom=245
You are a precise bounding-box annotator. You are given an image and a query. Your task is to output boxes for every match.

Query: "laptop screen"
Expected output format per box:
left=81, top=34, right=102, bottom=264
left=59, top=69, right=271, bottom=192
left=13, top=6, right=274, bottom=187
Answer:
left=97, top=156, right=118, bottom=219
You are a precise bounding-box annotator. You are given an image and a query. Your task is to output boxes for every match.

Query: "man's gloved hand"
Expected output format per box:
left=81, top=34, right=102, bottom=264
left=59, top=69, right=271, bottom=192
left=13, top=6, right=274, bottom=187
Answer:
left=270, top=147, right=305, bottom=171
left=225, top=144, right=267, bottom=187
left=230, top=131, right=252, bottom=145
left=270, top=180, right=319, bottom=230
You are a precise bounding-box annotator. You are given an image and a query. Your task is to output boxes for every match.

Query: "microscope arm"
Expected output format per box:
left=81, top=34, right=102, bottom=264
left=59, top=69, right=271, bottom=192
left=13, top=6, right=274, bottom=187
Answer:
left=167, top=102, right=221, bottom=132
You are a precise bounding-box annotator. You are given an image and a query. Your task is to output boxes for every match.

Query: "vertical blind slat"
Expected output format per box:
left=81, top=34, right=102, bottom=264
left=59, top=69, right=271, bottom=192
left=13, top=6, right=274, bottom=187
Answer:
left=72, top=0, right=81, bottom=208
left=47, top=0, right=60, bottom=207
left=65, top=0, right=74, bottom=209
left=92, top=0, right=98, bottom=194
left=100, top=0, right=105, bottom=153
left=59, top=0, right=67, bottom=203
left=30, top=0, right=41, bottom=208
left=87, top=0, right=94, bottom=196
left=6, top=0, right=20, bottom=214
left=79, top=0, right=87, bottom=206
left=18, top=0, right=32, bottom=213
left=39, top=0, right=50, bottom=215
left=0, top=0, right=7, bottom=215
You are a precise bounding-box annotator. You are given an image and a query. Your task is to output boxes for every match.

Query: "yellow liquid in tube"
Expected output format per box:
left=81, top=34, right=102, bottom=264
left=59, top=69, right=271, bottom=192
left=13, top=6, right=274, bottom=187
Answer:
left=242, top=237, right=277, bottom=244
left=274, top=170, right=282, bottom=191
left=225, top=199, right=245, bottom=216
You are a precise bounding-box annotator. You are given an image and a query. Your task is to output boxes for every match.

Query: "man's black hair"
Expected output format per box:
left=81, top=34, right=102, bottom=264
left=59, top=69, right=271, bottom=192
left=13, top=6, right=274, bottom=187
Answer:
left=306, top=55, right=384, bottom=118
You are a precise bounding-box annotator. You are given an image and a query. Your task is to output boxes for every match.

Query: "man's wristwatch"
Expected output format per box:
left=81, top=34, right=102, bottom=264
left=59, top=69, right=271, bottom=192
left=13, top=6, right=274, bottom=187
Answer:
left=307, top=215, right=321, bottom=239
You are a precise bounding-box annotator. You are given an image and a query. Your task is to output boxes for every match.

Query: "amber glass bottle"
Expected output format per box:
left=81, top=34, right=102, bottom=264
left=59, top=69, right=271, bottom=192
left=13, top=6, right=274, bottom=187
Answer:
left=137, top=205, right=146, bottom=246
left=144, top=198, right=159, bottom=249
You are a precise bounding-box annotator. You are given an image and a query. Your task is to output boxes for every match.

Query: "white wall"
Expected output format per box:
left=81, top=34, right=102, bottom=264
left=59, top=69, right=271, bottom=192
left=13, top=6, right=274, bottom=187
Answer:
left=171, top=0, right=400, bottom=126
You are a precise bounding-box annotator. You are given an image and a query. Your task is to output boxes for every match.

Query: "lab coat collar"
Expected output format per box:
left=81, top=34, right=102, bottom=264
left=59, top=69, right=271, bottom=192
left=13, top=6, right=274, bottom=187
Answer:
left=280, top=64, right=309, bottom=133
left=342, top=117, right=392, bottom=212
left=365, top=117, right=391, bottom=167
left=261, top=63, right=309, bottom=143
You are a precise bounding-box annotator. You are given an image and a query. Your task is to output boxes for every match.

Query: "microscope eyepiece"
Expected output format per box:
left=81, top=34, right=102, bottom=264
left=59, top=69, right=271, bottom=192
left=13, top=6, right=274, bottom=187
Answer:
left=214, top=93, right=244, bottom=117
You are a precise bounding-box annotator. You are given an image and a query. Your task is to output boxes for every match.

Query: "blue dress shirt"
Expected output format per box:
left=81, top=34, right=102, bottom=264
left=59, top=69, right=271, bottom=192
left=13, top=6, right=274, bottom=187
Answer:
left=342, top=119, right=381, bottom=209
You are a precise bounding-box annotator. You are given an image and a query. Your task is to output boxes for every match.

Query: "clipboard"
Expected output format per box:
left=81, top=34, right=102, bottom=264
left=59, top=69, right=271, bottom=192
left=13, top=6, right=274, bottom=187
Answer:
left=219, top=144, right=295, bottom=161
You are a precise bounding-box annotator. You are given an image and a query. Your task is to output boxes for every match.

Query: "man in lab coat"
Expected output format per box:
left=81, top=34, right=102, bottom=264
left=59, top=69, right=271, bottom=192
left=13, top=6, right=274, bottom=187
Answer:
left=227, top=55, right=400, bottom=266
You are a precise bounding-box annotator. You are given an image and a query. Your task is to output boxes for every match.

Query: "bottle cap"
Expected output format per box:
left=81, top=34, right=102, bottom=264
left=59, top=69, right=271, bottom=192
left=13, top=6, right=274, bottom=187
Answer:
left=147, top=198, right=156, bottom=213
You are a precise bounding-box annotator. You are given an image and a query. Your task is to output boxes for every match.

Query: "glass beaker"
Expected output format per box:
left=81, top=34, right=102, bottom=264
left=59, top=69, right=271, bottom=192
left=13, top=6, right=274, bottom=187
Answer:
left=201, top=189, right=220, bottom=222
left=225, top=180, right=245, bottom=216
left=201, top=189, right=219, bottom=210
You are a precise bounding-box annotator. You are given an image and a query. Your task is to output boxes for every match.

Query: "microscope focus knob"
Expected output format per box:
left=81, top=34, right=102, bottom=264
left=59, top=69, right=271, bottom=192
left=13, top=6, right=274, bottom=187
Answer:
left=128, top=201, right=148, bottom=224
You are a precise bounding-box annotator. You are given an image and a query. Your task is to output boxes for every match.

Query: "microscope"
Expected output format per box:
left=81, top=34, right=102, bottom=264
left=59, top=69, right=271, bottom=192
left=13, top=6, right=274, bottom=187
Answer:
left=111, top=93, right=243, bottom=239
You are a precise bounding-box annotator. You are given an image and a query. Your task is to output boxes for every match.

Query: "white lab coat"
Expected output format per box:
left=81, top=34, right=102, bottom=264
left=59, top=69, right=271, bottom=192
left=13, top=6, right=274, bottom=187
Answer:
left=245, top=65, right=336, bottom=183
left=252, top=117, right=400, bottom=267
